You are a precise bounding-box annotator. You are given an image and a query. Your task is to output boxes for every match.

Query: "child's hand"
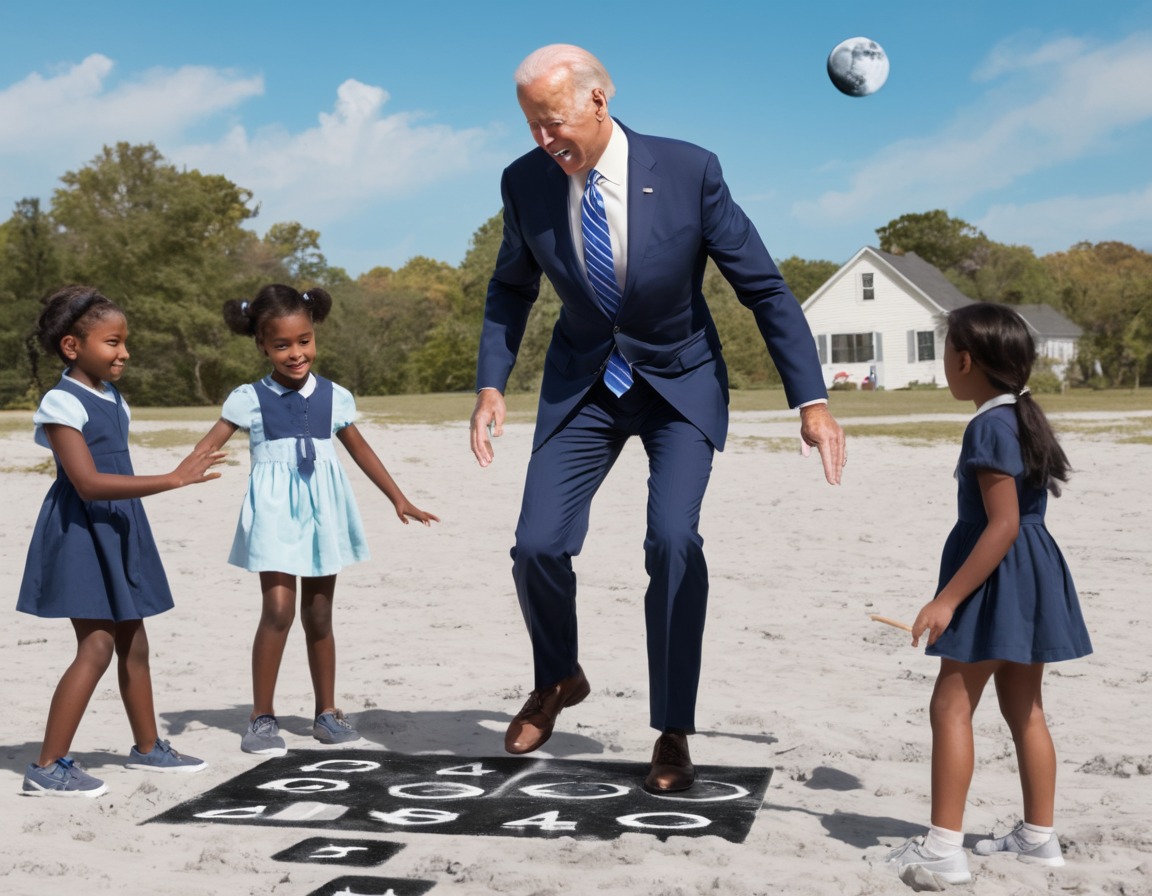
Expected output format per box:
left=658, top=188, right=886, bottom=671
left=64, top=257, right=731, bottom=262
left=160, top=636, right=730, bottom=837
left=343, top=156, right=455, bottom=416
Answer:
left=911, top=598, right=954, bottom=648
left=394, top=500, right=440, bottom=526
left=172, top=448, right=227, bottom=487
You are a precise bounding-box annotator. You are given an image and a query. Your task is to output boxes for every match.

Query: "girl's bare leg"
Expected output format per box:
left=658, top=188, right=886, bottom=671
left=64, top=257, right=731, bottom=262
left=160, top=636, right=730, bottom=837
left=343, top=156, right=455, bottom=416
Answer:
left=252, top=572, right=298, bottom=719
left=929, top=658, right=998, bottom=831
left=300, top=575, right=338, bottom=716
left=115, top=619, right=158, bottom=750
left=38, top=620, right=115, bottom=767
left=994, top=662, right=1055, bottom=826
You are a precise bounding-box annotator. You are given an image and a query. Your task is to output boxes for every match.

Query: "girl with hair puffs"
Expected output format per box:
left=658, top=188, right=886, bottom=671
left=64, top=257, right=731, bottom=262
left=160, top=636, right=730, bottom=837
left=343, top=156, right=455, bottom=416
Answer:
left=193, top=284, right=437, bottom=756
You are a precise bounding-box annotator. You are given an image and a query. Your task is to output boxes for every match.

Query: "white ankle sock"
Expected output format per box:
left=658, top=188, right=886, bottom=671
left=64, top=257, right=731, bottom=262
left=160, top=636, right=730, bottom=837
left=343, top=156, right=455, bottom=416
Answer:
left=1018, top=822, right=1055, bottom=845
left=925, top=824, right=964, bottom=856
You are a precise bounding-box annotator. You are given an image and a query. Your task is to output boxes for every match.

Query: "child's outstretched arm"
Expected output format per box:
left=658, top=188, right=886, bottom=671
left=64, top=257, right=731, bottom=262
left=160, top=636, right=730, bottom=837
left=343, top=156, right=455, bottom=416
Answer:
left=193, top=418, right=240, bottom=454
left=44, top=424, right=225, bottom=502
left=912, top=469, right=1020, bottom=647
left=336, top=424, right=439, bottom=526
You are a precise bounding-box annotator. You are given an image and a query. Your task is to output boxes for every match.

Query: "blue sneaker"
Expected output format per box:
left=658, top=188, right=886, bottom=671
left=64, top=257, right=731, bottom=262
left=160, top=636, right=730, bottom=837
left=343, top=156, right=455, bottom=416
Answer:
left=126, top=738, right=207, bottom=773
left=241, top=714, right=287, bottom=756
left=312, top=709, right=360, bottom=744
left=22, top=757, right=107, bottom=798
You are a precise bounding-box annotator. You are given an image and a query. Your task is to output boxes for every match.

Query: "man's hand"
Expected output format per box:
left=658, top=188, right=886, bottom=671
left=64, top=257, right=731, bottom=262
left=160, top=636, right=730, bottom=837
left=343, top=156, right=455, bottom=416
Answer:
left=800, top=403, right=846, bottom=485
left=470, top=388, right=506, bottom=467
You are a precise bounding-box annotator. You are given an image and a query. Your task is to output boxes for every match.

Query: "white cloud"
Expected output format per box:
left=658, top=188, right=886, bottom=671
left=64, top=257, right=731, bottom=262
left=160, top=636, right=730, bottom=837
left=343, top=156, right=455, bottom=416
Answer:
left=174, top=78, right=501, bottom=227
left=0, top=54, right=263, bottom=151
left=792, top=32, right=1152, bottom=244
left=977, top=184, right=1152, bottom=254
left=0, top=55, right=503, bottom=256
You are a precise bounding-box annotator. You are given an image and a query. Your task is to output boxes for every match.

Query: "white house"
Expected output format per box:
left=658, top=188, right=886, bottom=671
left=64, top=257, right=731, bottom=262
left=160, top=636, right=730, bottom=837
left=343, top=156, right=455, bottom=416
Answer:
left=801, top=247, right=1081, bottom=389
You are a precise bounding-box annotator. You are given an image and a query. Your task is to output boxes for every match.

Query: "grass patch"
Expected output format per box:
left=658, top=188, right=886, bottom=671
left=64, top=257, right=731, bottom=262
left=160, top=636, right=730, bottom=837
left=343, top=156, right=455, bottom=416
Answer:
left=0, top=458, right=55, bottom=475
left=3, top=386, right=1150, bottom=430
left=1056, top=418, right=1152, bottom=442
left=727, top=436, right=798, bottom=453
left=843, top=421, right=967, bottom=445
left=129, top=428, right=213, bottom=450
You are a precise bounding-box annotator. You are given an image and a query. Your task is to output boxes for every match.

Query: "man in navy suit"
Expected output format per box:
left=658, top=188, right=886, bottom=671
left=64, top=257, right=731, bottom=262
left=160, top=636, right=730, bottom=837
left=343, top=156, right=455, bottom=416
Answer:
left=470, top=44, right=846, bottom=792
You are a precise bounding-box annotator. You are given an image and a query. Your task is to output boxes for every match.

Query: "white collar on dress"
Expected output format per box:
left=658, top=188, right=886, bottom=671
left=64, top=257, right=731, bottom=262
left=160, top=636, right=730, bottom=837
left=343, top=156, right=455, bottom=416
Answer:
left=973, top=393, right=1017, bottom=417
left=261, top=373, right=317, bottom=399
left=60, top=370, right=116, bottom=402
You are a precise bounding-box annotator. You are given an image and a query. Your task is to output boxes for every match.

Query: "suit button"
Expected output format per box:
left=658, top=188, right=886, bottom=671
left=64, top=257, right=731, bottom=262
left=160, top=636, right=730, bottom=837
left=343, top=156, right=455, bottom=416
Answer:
left=613, top=326, right=621, bottom=333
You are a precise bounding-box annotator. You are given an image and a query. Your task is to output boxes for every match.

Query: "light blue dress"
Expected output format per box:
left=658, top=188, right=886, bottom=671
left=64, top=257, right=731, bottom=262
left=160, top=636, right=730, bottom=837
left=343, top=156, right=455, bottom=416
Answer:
left=222, top=374, right=369, bottom=577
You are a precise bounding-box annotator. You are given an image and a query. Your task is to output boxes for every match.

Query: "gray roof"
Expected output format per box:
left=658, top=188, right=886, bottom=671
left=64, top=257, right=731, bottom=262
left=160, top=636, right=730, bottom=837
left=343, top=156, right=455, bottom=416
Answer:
left=1012, top=304, right=1083, bottom=339
left=872, top=248, right=975, bottom=312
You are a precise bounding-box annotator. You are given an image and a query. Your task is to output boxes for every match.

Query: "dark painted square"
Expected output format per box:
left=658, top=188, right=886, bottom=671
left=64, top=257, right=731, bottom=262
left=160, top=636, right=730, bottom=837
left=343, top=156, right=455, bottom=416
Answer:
left=272, top=837, right=405, bottom=866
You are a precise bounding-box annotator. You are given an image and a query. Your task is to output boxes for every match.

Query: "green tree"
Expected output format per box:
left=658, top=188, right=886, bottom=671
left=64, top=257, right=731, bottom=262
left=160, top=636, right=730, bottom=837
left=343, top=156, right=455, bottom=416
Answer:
left=777, top=256, right=840, bottom=302
left=959, top=240, right=1054, bottom=305
left=876, top=210, right=985, bottom=272
left=51, top=142, right=258, bottom=404
left=0, top=198, right=62, bottom=405
left=1043, top=242, right=1152, bottom=388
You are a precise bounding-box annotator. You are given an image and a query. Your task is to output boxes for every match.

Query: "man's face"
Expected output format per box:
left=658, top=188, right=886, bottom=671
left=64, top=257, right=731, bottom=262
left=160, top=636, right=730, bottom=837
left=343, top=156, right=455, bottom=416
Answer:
left=517, top=71, right=611, bottom=179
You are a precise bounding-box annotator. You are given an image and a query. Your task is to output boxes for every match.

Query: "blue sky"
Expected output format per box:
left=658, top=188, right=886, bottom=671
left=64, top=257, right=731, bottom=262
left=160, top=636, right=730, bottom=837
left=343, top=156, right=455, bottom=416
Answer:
left=2, top=1, right=1150, bottom=277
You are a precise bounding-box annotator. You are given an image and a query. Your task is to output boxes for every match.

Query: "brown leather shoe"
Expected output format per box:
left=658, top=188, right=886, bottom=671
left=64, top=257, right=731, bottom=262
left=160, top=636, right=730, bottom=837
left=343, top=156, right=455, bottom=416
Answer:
left=643, top=732, right=695, bottom=792
left=504, top=666, right=591, bottom=754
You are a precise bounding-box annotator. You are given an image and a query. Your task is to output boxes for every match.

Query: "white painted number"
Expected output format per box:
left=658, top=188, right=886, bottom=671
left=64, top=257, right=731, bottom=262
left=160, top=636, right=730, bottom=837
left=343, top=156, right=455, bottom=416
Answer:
left=258, top=777, right=350, bottom=793
left=436, top=762, right=497, bottom=777
left=502, top=810, right=577, bottom=832
left=617, top=812, right=711, bottom=830
left=368, top=807, right=459, bottom=826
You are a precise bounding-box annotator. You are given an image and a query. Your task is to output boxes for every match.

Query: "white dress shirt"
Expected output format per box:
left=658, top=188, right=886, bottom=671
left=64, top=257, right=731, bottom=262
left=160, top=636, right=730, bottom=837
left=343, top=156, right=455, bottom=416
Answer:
left=568, top=122, right=629, bottom=293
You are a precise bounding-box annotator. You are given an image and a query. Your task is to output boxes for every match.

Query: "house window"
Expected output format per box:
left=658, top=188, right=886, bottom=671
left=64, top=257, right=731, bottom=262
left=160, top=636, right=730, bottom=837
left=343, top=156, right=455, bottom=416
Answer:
left=861, top=273, right=875, bottom=301
left=831, top=332, right=875, bottom=363
left=916, top=330, right=935, bottom=361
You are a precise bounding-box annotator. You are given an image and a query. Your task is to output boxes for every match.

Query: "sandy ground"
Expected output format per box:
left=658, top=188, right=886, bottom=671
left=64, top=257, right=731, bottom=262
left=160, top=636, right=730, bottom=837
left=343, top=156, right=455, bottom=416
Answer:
left=1, top=406, right=1149, bottom=895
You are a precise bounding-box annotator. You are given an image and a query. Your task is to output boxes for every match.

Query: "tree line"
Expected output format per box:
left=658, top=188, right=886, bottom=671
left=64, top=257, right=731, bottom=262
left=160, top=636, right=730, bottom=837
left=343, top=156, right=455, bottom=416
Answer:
left=1, top=144, right=1149, bottom=409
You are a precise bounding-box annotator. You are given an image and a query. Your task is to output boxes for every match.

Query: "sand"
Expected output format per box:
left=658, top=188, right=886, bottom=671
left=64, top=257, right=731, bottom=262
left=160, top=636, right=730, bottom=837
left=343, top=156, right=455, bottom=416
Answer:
left=1, top=407, right=1150, bottom=895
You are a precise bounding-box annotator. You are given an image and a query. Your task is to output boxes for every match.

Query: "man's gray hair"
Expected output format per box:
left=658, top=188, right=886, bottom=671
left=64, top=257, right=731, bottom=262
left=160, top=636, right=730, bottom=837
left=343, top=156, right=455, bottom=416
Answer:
left=514, top=44, right=616, bottom=100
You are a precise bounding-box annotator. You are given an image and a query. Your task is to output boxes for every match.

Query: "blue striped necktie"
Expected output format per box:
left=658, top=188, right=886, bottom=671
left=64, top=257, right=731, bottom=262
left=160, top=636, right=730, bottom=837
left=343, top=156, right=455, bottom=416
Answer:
left=582, top=168, right=633, bottom=396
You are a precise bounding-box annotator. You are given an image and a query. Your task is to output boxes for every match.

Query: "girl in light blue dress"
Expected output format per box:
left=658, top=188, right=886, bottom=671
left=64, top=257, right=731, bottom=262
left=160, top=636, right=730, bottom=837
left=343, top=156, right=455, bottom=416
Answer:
left=19, top=286, right=224, bottom=796
left=195, top=284, right=438, bottom=755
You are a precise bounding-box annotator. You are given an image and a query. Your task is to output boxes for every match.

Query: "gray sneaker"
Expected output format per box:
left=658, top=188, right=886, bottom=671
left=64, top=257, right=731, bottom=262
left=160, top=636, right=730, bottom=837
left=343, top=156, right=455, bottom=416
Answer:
left=22, top=757, right=107, bottom=798
left=312, top=709, right=360, bottom=744
left=241, top=714, right=287, bottom=756
left=126, top=738, right=208, bottom=773
left=886, top=836, right=972, bottom=884
left=974, top=821, right=1065, bottom=866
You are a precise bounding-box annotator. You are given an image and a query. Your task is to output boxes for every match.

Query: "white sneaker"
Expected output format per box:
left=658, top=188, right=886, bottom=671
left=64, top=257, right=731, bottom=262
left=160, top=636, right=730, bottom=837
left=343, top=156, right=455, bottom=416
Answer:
left=974, top=821, right=1065, bottom=867
left=886, top=836, right=973, bottom=884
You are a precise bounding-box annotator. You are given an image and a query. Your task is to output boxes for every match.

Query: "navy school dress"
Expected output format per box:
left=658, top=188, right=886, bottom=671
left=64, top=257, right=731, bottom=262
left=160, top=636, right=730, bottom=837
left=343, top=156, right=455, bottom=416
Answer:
left=927, top=402, right=1092, bottom=664
left=16, top=376, right=174, bottom=621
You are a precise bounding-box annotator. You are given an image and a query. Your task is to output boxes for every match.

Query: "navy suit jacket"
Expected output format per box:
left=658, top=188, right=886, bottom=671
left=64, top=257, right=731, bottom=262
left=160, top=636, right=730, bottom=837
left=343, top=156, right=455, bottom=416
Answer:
left=476, top=121, right=827, bottom=452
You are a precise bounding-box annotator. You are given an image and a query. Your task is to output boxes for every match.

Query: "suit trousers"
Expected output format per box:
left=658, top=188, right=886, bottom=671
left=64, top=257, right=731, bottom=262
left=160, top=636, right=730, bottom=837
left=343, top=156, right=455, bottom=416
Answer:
left=511, top=376, right=715, bottom=732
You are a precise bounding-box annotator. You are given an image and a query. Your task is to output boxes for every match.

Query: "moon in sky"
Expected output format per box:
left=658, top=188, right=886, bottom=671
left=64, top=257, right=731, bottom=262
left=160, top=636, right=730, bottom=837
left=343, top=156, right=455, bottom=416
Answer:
left=827, top=37, right=890, bottom=97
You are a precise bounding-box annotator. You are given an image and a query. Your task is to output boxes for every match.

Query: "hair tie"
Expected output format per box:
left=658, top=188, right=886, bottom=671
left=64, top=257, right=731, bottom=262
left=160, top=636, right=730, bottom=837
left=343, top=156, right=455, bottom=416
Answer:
left=240, top=300, right=249, bottom=314
left=1019, top=386, right=1031, bottom=398
left=300, top=290, right=311, bottom=306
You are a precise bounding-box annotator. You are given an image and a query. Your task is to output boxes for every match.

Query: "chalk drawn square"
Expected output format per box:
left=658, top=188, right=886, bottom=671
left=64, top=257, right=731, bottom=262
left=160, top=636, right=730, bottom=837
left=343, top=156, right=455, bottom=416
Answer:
left=306, top=876, right=435, bottom=896
left=149, top=750, right=773, bottom=843
left=272, top=836, right=405, bottom=866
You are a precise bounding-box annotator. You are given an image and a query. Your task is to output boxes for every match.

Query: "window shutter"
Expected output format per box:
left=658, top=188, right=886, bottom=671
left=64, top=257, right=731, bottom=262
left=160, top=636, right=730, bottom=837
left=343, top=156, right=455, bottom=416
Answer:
left=907, top=330, right=916, bottom=363
left=874, top=332, right=884, bottom=362
left=817, top=334, right=828, bottom=364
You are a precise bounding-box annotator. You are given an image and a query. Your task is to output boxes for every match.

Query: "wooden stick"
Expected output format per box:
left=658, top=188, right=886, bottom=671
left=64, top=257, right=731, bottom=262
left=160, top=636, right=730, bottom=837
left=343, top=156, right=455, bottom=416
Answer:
left=870, top=614, right=913, bottom=633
